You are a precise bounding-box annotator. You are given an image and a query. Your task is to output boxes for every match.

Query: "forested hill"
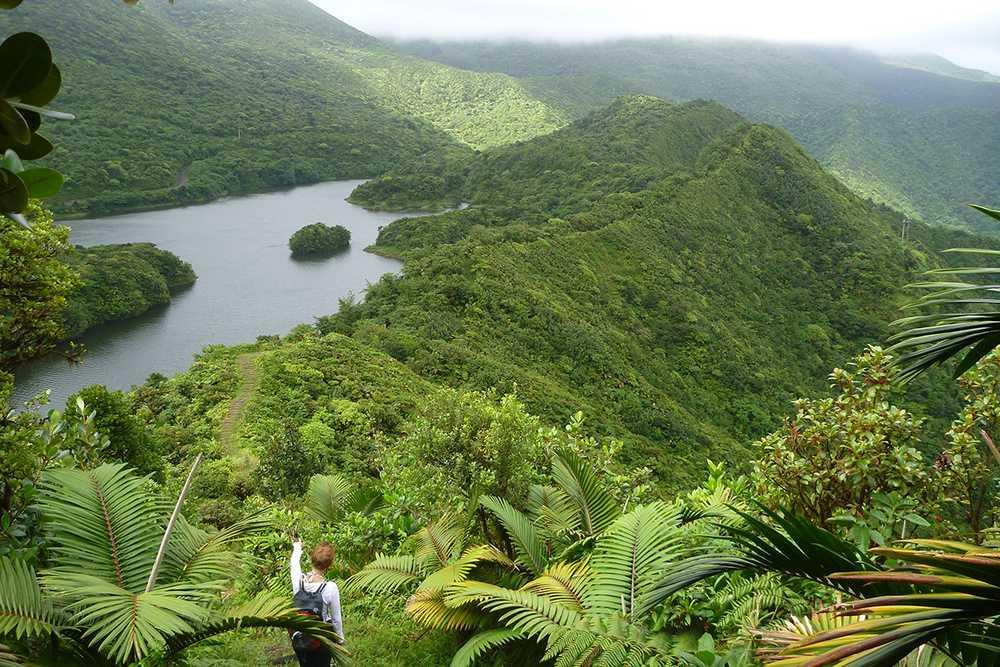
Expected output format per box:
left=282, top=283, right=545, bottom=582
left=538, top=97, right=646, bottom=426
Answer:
left=393, top=37, right=1000, bottom=233
left=155, top=97, right=984, bottom=492
left=0, top=0, right=566, bottom=216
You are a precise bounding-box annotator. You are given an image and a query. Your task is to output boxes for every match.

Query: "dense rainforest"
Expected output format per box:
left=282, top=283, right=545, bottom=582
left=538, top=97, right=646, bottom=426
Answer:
left=394, top=37, right=1000, bottom=233
left=62, top=242, right=195, bottom=337
left=4, top=1, right=1000, bottom=666
left=0, top=0, right=566, bottom=217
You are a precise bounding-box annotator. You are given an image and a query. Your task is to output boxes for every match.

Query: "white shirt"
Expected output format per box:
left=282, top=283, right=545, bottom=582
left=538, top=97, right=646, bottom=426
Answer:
left=290, top=542, right=344, bottom=643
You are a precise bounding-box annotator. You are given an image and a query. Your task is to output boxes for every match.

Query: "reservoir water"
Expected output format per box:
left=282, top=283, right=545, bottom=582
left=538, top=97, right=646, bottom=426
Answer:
left=12, top=180, right=407, bottom=408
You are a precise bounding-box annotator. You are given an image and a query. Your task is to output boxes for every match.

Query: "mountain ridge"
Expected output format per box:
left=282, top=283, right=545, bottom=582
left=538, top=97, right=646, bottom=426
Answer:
left=392, top=36, right=1000, bottom=233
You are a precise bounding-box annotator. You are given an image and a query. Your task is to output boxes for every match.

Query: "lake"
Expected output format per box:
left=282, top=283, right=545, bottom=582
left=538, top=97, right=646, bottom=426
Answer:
left=12, top=180, right=409, bottom=408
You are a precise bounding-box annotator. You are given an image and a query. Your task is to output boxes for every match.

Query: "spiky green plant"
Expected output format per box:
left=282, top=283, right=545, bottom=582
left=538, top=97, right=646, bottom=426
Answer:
left=351, top=450, right=698, bottom=666
left=0, top=463, right=347, bottom=665
left=889, top=204, right=1000, bottom=382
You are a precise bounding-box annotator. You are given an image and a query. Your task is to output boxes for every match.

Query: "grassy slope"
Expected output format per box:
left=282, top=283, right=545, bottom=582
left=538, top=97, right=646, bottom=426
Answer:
left=0, top=0, right=564, bottom=216
left=393, top=37, right=1000, bottom=233
left=147, top=97, right=975, bottom=491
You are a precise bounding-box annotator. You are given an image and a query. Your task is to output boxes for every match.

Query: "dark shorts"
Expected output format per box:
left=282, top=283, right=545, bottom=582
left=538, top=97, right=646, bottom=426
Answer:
left=293, top=645, right=331, bottom=667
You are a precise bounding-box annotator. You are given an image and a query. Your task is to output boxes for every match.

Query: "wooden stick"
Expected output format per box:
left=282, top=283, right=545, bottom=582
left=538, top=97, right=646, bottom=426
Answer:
left=980, top=429, right=1000, bottom=468
left=146, top=453, right=202, bottom=592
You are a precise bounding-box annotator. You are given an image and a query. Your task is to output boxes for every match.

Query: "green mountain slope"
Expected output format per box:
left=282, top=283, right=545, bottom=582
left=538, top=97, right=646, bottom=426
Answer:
left=0, top=0, right=565, bottom=216
left=394, top=37, right=1000, bottom=233
left=151, top=97, right=980, bottom=490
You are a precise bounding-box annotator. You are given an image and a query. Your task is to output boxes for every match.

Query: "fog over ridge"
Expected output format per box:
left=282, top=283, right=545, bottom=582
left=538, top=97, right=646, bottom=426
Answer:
left=309, top=0, right=1000, bottom=75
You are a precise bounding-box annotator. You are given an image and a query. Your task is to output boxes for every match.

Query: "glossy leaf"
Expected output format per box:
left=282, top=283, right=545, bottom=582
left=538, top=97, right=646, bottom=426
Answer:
left=0, top=98, right=30, bottom=145
left=0, top=33, right=52, bottom=98
left=0, top=167, right=28, bottom=213
left=19, top=64, right=61, bottom=107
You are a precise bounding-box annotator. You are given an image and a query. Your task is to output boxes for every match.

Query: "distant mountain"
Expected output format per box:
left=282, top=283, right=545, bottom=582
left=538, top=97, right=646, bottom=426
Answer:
left=882, top=53, right=1000, bottom=84
left=0, top=0, right=566, bottom=216
left=393, top=37, right=1000, bottom=233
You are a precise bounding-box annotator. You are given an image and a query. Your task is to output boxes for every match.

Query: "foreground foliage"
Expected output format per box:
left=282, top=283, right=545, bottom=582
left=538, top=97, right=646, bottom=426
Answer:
left=0, top=463, right=346, bottom=665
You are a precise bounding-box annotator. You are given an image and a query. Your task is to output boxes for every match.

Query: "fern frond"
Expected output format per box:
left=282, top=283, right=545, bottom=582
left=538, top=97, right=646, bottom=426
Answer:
left=552, top=450, right=620, bottom=538
left=164, top=591, right=347, bottom=662
left=345, top=554, right=426, bottom=595
left=412, top=514, right=465, bottom=568
left=586, top=502, right=685, bottom=622
left=450, top=628, right=526, bottom=667
left=0, top=556, right=61, bottom=640
left=39, top=464, right=164, bottom=593
left=305, top=474, right=355, bottom=523
left=480, top=495, right=549, bottom=574
left=522, top=560, right=591, bottom=611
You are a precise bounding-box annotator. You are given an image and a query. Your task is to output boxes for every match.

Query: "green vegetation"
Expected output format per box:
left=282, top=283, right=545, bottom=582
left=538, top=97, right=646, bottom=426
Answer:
left=62, top=241, right=195, bottom=337
left=395, top=37, right=1000, bottom=232
left=6, top=0, right=1000, bottom=659
left=0, top=0, right=566, bottom=217
left=289, top=223, right=350, bottom=258
left=0, top=200, right=77, bottom=370
left=342, top=97, right=984, bottom=487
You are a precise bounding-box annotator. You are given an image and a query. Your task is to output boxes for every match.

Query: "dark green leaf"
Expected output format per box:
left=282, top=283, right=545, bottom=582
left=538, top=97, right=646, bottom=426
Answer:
left=19, top=64, right=61, bottom=107
left=0, top=168, right=29, bottom=213
left=18, top=168, right=63, bottom=198
left=0, top=0, right=23, bottom=9
left=20, top=133, right=52, bottom=160
left=0, top=33, right=53, bottom=98
left=970, top=204, right=1000, bottom=223
left=0, top=98, right=30, bottom=145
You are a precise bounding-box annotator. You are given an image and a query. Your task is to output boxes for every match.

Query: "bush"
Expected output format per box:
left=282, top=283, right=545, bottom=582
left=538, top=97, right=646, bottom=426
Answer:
left=288, top=223, right=350, bottom=258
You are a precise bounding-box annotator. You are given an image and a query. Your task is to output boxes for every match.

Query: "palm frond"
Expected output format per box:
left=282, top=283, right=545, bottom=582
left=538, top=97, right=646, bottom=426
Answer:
left=586, top=502, right=685, bottom=622
left=480, top=495, right=549, bottom=574
left=164, top=591, right=347, bottom=661
left=763, top=545, right=1000, bottom=665
left=39, top=464, right=163, bottom=593
left=644, top=506, right=877, bottom=617
left=305, top=474, right=357, bottom=523
left=344, top=554, right=426, bottom=595
left=551, top=450, right=620, bottom=538
left=0, top=644, right=21, bottom=667
left=162, top=511, right=272, bottom=585
left=522, top=561, right=592, bottom=612
left=887, top=203, right=1000, bottom=381
left=412, top=514, right=465, bottom=568
left=0, top=557, right=61, bottom=640
left=450, top=628, right=526, bottom=667
left=406, top=586, right=488, bottom=631
left=528, top=484, right=581, bottom=537
left=41, top=574, right=210, bottom=665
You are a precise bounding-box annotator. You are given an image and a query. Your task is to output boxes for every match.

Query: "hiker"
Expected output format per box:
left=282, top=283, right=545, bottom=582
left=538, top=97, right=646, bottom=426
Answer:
left=289, top=538, right=344, bottom=666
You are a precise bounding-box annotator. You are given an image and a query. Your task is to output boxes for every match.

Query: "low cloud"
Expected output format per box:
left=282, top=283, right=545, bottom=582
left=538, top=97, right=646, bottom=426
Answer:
left=311, top=0, right=1000, bottom=73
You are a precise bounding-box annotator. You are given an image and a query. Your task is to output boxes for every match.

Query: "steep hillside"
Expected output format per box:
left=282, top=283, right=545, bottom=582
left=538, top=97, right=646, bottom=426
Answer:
left=152, top=97, right=977, bottom=491
left=0, top=0, right=565, bottom=216
left=394, top=38, right=1000, bottom=233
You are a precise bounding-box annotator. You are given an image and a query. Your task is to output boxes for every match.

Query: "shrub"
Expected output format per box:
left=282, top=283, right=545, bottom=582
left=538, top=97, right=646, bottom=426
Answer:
left=288, top=223, right=350, bottom=258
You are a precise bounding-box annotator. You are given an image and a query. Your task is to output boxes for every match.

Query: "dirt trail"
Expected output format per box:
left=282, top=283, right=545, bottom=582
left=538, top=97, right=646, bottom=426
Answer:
left=219, top=352, right=262, bottom=453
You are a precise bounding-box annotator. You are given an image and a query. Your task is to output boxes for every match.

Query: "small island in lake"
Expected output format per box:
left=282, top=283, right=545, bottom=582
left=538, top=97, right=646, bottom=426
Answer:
left=289, top=222, right=351, bottom=258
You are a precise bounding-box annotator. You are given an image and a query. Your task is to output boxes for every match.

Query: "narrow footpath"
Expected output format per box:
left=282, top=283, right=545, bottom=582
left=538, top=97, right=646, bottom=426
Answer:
left=219, top=352, right=262, bottom=454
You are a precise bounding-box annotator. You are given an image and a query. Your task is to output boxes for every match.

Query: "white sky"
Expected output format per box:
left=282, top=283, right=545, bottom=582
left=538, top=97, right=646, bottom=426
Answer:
left=309, top=0, right=1000, bottom=74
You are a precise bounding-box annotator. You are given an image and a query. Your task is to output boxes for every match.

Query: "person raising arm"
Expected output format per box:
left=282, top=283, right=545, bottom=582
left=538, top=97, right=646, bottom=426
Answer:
left=289, top=538, right=344, bottom=667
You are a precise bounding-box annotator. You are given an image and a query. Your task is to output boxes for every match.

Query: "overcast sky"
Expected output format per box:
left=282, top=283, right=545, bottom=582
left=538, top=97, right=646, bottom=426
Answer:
left=309, top=0, right=1000, bottom=74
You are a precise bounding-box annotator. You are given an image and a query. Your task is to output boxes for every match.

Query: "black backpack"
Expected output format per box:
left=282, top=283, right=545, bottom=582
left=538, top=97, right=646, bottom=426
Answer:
left=289, top=576, right=327, bottom=652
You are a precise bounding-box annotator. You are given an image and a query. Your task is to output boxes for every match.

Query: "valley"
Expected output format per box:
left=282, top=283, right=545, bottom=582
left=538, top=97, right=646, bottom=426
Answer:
left=2, top=2, right=1000, bottom=666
